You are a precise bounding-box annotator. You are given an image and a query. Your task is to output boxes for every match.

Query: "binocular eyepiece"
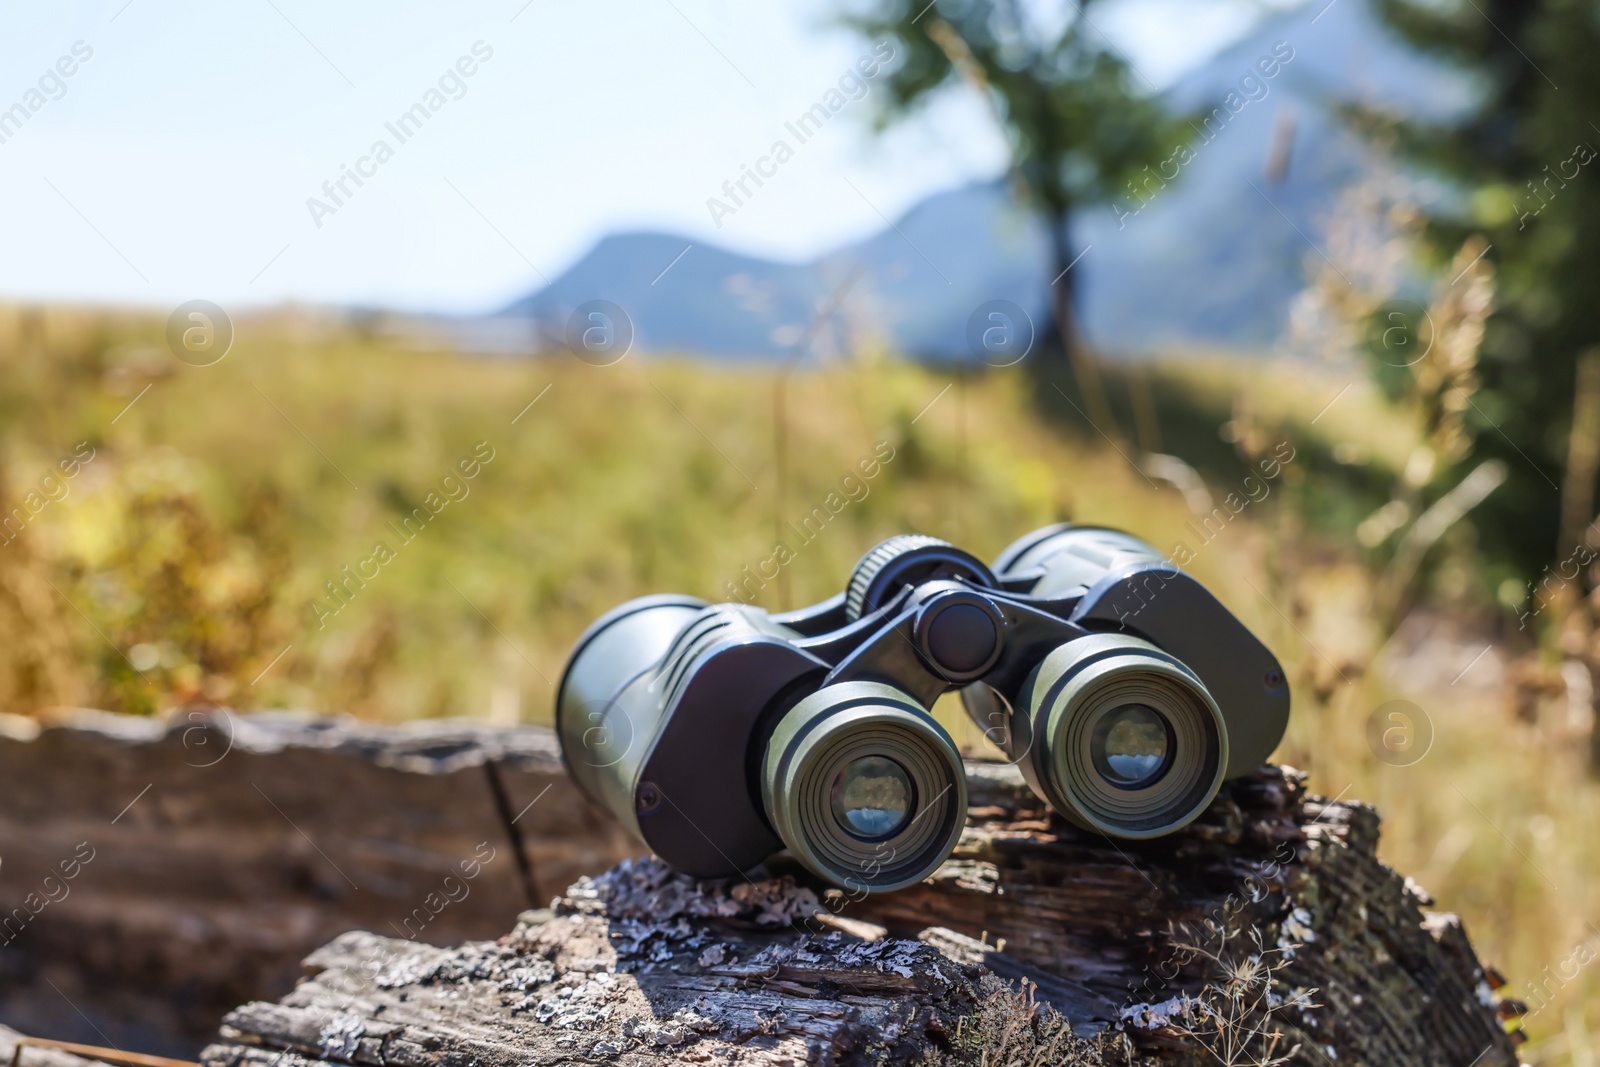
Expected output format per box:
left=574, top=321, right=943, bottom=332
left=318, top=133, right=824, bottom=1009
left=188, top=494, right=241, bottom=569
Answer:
left=557, top=524, right=1289, bottom=894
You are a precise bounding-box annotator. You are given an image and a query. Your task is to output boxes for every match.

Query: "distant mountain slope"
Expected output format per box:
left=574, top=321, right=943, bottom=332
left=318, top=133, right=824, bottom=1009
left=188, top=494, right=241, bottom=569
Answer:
left=498, top=0, right=1471, bottom=361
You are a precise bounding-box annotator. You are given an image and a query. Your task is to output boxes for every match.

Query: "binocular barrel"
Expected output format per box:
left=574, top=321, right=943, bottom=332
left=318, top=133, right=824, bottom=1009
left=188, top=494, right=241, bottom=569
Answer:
left=979, top=632, right=1227, bottom=837
left=557, top=524, right=1289, bottom=894
left=558, top=597, right=967, bottom=893
left=556, top=594, right=708, bottom=840
left=962, top=525, right=1288, bottom=837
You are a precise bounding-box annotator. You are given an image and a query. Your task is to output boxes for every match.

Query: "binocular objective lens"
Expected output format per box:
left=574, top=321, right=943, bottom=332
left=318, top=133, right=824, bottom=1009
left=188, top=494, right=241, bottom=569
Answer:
left=1092, top=704, right=1173, bottom=788
left=1021, top=634, right=1228, bottom=838
left=764, top=681, right=968, bottom=892
left=831, top=755, right=914, bottom=839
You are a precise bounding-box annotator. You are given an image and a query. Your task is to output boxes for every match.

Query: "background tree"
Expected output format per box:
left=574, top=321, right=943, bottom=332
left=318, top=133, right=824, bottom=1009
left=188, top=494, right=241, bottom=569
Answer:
left=843, top=0, right=1194, bottom=433
left=1367, top=0, right=1600, bottom=585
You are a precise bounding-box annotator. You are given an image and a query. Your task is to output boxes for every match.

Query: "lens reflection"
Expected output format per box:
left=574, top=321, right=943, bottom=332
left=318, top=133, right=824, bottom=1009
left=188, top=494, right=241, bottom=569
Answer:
left=830, top=755, right=913, bottom=839
left=1092, top=704, right=1172, bottom=788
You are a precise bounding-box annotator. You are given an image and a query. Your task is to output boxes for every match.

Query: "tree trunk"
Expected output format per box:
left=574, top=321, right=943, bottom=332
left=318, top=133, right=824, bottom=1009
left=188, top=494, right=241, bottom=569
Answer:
left=1044, top=215, right=1120, bottom=442
left=202, top=764, right=1522, bottom=1067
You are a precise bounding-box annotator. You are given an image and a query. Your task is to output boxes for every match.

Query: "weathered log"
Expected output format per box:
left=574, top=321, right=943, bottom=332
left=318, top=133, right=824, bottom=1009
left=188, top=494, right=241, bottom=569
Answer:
left=202, top=765, right=1522, bottom=1066
left=0, top=711, right=637, bottom=1053
left=0, top=1027, right=102, bottom=1067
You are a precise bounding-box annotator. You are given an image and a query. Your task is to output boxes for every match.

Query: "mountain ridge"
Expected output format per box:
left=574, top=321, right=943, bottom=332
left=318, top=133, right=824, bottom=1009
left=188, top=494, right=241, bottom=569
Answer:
left=493, top=0, right=1468, bottom=361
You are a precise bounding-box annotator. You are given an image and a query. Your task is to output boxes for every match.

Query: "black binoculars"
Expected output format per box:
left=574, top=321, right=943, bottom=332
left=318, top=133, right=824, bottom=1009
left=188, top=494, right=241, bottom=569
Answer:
left=557, top=524, right=1289, bottom=894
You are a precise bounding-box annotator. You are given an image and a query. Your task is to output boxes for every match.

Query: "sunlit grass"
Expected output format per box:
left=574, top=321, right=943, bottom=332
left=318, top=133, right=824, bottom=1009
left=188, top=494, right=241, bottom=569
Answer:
left=0, top=305, right=1593, bottom=1061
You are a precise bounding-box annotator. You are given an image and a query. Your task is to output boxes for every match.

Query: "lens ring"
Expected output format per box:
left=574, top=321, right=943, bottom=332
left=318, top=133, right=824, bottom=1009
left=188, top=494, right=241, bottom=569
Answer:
left=1060, top=673, right=1217, bottom=827
left=800, top=724, right=951, bottom=884
left=764, top=683, right=967, bottom=892
left=1029, top=635, right=1227, bottom=838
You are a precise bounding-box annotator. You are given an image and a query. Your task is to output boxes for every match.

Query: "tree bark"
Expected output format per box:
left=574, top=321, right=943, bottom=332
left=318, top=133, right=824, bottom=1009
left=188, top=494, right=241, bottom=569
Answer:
left=202, top=764, right=1522, bottom=1067
left=1044, top=215, right=1120, bottom=442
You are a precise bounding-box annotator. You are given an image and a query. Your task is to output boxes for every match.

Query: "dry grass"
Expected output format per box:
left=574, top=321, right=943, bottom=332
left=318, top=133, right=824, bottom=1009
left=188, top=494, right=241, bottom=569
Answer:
left=0, top=304, right=1594, bottom=1061
left=1165, top=927, right=1318, bottom=1067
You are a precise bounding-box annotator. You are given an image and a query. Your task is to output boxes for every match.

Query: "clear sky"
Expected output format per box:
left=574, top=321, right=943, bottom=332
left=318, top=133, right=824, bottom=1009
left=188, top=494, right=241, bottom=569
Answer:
left=0, top=0, right=1284, bottom=314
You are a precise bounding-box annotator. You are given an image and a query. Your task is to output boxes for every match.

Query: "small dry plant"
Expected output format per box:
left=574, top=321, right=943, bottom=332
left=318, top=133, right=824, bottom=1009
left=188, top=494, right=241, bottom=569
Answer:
left=1284, top=137, right=1498, bottom=626
left=949, top=974, right=1095, bottom=1067
left=1165, top=926, right=1319, bottom=1067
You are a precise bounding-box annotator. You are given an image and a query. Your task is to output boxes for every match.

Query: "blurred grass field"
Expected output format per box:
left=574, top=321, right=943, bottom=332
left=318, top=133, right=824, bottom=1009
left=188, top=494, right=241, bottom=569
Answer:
left=0, top=304, right=1595, bottom=1062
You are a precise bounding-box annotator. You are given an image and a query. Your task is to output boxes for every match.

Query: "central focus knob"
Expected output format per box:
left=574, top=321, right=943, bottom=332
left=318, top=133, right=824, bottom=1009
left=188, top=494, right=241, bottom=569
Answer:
left=926, top=604, right=998, bottom=674
left=916, top=595, right=1003, bottom=681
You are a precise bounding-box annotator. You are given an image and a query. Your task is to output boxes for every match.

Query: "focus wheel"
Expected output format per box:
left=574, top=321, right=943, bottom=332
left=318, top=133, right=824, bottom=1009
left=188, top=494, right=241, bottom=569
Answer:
left=844, top=535, right=998, bottom=621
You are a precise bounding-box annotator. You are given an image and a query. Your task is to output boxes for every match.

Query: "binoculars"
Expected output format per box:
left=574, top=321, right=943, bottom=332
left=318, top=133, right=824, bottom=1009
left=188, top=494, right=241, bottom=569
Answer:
left=557, top=524, right=1289, bottom=894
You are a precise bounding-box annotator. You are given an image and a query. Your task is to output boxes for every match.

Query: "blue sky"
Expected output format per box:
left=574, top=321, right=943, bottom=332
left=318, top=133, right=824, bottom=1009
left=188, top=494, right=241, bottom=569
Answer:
left=0, top=0, right=1288, bottom=313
